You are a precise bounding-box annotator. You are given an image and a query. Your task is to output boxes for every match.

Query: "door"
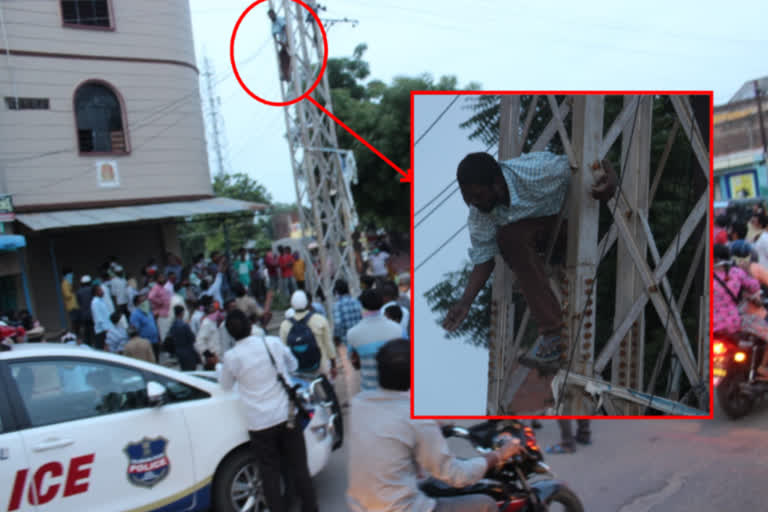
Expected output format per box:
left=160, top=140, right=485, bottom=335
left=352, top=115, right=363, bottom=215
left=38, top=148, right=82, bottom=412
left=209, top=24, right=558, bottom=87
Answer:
left=8, top=357, right=197, bottom=512
left=0, top=367, right=34, bottom=512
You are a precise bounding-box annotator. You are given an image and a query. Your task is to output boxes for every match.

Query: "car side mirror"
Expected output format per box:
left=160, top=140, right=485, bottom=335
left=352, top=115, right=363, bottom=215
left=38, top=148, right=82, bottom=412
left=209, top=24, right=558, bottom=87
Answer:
left=147, top=381, right=168, bottom=406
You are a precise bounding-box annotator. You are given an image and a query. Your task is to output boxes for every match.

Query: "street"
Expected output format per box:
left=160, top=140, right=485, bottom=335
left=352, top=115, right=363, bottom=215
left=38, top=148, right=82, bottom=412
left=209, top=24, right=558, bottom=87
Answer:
left=313, top=400, right=768, bottom=511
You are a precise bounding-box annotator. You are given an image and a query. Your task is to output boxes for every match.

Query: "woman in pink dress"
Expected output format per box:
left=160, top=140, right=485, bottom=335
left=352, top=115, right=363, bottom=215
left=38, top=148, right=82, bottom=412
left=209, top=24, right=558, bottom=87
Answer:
left=713, top=244, right=760, bottom=338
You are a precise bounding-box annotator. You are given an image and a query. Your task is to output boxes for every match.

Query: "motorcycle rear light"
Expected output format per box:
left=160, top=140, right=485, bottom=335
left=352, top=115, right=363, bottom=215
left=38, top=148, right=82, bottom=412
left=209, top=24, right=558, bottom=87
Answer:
left=713, top=342, right=726, bottom=355
left=734, top=351, right=747, bottom=363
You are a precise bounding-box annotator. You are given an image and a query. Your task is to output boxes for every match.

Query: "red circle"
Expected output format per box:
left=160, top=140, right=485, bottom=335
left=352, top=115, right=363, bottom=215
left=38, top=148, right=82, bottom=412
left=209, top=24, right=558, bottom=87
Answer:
left=230, top=0, right=328, bottom=107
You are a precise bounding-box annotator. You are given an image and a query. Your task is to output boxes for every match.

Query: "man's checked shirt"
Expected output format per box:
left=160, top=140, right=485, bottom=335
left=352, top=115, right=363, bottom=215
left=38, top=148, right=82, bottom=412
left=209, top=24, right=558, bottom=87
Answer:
left=467, top=151, right=570, bottom=265
left=333, top=294, right=363, bottom=345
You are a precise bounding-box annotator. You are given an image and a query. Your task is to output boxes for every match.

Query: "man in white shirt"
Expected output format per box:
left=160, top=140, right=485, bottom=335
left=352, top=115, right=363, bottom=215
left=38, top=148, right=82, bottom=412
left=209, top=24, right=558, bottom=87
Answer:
left=368, top=248, right=390, bottom=278
left=220, top=310, right=318, bottom=512
left=346, top=338, right=522, bottom=511
left=379, top=280, right=409, bottom=333
left=753, top=213, right=768, bottom=268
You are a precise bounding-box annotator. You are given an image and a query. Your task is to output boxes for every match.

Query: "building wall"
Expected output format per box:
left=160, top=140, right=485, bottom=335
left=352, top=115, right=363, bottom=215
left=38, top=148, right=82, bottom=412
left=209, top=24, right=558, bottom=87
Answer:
left=0, top=0, right=212, bottom=208
left=714, top=97, right=768, bottom=157
left=21, top=222, right=171, bottom=332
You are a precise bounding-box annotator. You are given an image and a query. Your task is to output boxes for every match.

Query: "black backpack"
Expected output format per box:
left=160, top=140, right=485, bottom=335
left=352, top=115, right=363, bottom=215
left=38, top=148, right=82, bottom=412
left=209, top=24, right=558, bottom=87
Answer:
left=286, top=312, right=321, bottom=372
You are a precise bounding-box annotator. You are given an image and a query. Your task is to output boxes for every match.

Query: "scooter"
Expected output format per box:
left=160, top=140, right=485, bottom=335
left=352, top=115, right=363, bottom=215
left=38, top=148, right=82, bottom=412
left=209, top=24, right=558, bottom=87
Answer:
left=713, top=332, right=768, bottom=419
left=420, top=421, right=584, bottom=512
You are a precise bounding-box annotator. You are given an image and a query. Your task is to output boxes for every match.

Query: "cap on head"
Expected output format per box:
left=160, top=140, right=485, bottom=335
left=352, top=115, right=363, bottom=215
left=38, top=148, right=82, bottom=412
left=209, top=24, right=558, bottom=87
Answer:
left=80, top=275, right=92, bottom=284
left=291, top=290, right=308, bottom=311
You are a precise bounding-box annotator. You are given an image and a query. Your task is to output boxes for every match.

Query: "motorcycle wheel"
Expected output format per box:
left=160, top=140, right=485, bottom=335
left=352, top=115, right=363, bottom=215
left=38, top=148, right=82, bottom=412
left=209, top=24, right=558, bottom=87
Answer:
left=717, top=373, right=753, bottom=419
left=545, top=486, right=584, bottom=512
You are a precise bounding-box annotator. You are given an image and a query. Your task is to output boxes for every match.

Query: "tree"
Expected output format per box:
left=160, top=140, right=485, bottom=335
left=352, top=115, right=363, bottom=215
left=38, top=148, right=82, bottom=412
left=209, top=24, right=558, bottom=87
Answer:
left=327, top=44, right=478, bottom=235
left=178, top=172, right=274, bottom=261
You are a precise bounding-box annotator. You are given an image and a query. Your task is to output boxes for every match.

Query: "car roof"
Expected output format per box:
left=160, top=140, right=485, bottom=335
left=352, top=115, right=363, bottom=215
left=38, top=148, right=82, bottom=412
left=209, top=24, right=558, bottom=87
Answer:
left=0, top=343, right=220, bottom=392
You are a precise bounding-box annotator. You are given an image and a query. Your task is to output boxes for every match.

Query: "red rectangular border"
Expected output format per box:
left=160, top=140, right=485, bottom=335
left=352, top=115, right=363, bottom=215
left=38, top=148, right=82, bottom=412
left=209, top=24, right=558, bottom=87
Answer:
left=410, top=90, right=714, bottom=421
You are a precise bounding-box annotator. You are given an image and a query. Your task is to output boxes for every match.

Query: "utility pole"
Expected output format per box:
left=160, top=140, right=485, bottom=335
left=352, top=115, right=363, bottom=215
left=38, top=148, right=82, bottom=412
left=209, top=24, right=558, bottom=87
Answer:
left=269, top=0, right=360, bottom=324
left=202, top=55, right=227, bottom=178
left=754, top=80, right=768, bottom=159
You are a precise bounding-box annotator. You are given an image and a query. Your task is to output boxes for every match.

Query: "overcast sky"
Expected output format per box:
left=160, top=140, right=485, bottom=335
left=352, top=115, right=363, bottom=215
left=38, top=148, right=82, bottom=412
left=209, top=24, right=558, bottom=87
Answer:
left=189, top=0, right=768, bottom=204
left=188, top=0, right=768, bottom=414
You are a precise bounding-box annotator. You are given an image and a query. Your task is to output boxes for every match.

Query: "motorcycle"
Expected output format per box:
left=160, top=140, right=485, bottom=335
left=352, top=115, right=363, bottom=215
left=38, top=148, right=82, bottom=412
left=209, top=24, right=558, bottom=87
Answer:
left=713, top=332, right=768, bottom=419
left=419, top=421, right=584, bottom=512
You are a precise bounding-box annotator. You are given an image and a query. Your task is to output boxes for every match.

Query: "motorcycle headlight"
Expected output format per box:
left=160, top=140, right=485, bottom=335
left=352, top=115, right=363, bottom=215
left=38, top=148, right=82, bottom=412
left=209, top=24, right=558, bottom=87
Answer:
left=734, top=351, right=747, bottom=363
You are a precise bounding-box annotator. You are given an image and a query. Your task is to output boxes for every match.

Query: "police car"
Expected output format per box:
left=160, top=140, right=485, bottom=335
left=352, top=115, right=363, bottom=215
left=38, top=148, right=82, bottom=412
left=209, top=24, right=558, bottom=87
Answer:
left=0, top=343, right=340, bottom=511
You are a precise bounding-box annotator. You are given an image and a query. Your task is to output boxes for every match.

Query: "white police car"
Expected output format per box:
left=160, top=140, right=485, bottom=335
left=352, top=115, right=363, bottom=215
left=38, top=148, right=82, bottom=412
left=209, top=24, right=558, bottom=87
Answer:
left=0, top=343, right=339, bottom=511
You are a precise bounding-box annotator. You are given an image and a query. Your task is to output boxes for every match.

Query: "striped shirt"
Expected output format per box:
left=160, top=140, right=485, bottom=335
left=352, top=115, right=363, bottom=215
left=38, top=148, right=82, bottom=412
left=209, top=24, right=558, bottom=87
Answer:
left=347, top=315, right=403, bottom=391
left=467, top=151, right=570, bottom=265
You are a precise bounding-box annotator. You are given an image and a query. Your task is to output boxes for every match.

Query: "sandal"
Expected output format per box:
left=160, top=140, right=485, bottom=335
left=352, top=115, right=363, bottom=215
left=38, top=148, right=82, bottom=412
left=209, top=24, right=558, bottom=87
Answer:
left=519, top=335, right=565, bottom=368
left=546, top=443, right=575, bottom=454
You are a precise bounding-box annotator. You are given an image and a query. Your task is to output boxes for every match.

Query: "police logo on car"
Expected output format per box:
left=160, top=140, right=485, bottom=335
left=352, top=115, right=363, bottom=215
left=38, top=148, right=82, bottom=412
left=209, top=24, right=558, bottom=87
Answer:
left=124, top=437, right=170, bottom=488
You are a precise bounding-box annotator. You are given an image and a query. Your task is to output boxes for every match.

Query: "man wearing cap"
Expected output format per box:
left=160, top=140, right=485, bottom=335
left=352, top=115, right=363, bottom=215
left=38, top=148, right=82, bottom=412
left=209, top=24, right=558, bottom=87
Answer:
left=279, top=290, right=336, bottom=378
left=76, top=275, right=94, bottom=346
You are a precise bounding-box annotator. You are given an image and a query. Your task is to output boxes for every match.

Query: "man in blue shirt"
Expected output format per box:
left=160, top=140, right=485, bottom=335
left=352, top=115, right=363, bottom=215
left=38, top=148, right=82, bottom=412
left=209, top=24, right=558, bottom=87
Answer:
left=443, top=151, right=617, bottom=370
left=129, top=293, right=160, bottom=360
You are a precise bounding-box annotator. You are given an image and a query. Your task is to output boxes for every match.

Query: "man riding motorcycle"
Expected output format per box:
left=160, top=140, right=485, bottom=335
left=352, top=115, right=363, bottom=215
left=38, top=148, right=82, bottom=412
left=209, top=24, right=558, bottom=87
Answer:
left=346, top=338, right=523, bottom=511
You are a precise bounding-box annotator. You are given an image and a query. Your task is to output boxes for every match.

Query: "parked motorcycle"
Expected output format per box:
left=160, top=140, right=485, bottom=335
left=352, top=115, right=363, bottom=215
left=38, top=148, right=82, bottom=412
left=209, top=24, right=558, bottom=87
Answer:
left=420, top=421, right=584, bottom=512
left=713, top=333, right=768, bottom=419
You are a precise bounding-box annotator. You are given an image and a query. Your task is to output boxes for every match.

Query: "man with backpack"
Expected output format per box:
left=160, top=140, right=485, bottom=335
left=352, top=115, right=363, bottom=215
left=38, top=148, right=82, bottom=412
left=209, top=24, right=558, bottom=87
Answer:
left=279, top=290, right=336, bottom=379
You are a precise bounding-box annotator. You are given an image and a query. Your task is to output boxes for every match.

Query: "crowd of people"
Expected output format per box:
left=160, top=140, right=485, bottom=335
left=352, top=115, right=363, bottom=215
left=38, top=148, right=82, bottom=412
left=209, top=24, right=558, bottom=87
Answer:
left=713, top=202, right=768, bottom=379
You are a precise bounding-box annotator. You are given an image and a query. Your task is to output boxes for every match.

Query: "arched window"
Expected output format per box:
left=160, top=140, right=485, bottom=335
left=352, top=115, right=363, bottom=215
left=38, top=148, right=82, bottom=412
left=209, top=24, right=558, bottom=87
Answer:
left=61, top=1, right=112, bottom=28
left=74, top=82, right=127, bottom=154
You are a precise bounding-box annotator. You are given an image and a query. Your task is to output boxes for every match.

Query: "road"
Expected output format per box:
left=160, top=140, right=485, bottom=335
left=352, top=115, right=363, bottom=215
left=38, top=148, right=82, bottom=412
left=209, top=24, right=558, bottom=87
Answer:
left=313, top=399, right=768, bottom=511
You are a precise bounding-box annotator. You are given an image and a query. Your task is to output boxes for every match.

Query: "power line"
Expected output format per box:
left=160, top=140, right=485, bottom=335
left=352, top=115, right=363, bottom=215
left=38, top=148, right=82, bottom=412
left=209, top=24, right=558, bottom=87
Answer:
left=414, top=179, right=456, bottom=217
left=415, top=186, right=459, bottom=229
left=414, top=95, right=460, bottom=146
left=415, top=223, right=467, bottom=272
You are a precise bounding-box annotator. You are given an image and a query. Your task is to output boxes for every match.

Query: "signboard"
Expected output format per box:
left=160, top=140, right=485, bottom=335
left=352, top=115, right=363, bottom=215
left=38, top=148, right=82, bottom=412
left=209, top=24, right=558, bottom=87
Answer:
left=0, top=194, right=14, bottom=222
left=726, top=170, right=758, bottom=199
left=96, top=161, right=120, bottom=188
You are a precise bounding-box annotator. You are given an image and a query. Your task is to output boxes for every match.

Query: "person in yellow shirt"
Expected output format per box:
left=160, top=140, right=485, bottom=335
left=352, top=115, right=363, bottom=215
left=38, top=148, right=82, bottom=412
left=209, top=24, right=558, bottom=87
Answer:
left=61, top=267, right=80, bottom=333
left=292, top=251, right=306, bottom=290
left=279, top=290, right=336, bottom=378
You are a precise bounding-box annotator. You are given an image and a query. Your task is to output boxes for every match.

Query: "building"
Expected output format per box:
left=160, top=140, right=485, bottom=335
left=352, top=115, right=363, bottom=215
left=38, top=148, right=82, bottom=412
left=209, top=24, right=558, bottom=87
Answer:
left=714, top=76, right=768, bottom=201
left=0, top=1, right=260, bottom=333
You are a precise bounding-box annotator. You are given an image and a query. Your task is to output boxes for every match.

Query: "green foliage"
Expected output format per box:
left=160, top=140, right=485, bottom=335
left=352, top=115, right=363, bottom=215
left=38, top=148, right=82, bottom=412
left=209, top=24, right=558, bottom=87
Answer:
left=327, top=44, right=474, bottom=233
left=426, top=95, right=707, bottom=398
left=423, top=264, right=492, bottom=347
left=178, top=173, right=284, bottom=261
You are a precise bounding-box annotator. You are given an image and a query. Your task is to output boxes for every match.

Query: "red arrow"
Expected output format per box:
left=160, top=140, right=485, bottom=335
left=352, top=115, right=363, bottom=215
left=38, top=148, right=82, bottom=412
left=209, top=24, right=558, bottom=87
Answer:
left=307, top=96, right=412, bottom=183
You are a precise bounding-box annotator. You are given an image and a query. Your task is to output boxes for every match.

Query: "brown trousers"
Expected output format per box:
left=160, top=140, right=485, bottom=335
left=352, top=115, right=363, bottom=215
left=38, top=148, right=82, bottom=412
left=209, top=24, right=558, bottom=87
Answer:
left=496, top=215, right=563, bottom=336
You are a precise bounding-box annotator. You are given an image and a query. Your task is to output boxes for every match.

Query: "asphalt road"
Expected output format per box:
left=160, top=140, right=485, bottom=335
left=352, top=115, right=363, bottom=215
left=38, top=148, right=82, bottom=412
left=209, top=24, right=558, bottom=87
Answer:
left=313, top=397, right=768, bottom=511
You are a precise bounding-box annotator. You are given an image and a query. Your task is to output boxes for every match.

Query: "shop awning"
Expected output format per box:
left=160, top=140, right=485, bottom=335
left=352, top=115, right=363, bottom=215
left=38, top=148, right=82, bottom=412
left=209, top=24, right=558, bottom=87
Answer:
left=15, top=197, right=264, bottom=232
left=0, top=234, right=26, bottom=251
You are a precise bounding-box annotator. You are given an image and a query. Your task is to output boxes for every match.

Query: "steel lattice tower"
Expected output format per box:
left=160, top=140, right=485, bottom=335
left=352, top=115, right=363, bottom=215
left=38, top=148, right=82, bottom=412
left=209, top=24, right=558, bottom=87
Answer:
left=268, top=0, right=360, bottom=317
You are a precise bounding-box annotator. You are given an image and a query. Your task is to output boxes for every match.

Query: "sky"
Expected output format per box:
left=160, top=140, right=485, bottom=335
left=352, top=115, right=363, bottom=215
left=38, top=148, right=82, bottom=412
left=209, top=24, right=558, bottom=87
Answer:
left=189, top=0, right=768, bottom=204
left=187, top=1, right=768, bottom=414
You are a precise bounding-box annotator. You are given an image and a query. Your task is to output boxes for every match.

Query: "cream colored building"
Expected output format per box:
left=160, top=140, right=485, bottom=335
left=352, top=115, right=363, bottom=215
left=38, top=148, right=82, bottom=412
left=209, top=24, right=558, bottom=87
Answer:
left=0, top=0, right=257, bottom=333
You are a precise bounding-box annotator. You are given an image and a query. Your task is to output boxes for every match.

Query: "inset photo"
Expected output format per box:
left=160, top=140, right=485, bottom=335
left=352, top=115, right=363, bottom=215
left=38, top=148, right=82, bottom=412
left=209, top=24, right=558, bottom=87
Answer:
left=413, top=92, right=712, bottom=418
